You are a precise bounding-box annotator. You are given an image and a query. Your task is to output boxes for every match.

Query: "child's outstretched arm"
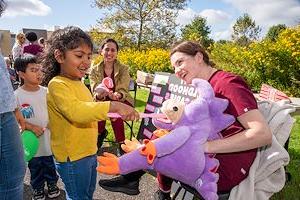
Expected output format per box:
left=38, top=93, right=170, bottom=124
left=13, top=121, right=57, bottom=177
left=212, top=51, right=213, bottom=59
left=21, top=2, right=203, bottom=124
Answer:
left=48, top=81, right=111, bottom=124
left=48, top=81, right=139, bottom=124
left=109, top=101, right=140, bottom=121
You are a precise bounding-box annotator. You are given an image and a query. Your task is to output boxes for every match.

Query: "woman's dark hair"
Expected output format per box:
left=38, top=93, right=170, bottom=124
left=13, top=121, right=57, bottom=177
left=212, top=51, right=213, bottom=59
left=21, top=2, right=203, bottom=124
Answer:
left=0, top=0, right=6, bottom=17
left=170, top=41, right=215, bottom=66
left=25, top=32, right=38, bottom=42
left=99, top=38, right=119, bottom=52
left=41, top=26, right=93, bottom=86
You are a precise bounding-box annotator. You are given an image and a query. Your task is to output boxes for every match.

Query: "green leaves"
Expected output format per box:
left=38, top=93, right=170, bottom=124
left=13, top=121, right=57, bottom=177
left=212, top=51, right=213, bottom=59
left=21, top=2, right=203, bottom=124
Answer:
left=232, top=13, right=261, bottom=46
left=181, top=16, right=213, bottom=49
left=93, top=0, right=189, bottom=49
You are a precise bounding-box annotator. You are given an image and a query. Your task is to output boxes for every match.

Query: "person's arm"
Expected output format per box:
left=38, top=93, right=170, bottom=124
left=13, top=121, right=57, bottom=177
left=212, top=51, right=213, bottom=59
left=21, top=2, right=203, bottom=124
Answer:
left=115, top=63, right=131, bottom=102
left=204, top=109, right=272, bottom=153
left=12, top=45, right=20, bottom=59
left=89, top=64, right=101, bottom=93
left=49, top=81, right=139, bottom=123
left=24, top=122, right=45, bottom=137
left=109, top=101, right=140, bottom=121
left=14, top=108, right=25, bottom=131
left=49, top=81, right=110, bottom=124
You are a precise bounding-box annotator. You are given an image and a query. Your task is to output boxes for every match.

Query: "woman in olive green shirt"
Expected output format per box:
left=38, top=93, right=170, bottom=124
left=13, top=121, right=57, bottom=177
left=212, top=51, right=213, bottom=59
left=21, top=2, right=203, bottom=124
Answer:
left=90, top=38, right=134, bottom=152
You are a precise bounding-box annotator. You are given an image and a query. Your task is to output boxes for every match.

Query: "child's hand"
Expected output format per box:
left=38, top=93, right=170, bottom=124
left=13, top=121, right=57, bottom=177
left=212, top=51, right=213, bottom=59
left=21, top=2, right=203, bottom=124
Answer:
left=26, top=123, right=45, bottom=137
left=110, top=102, right=139, bottom=121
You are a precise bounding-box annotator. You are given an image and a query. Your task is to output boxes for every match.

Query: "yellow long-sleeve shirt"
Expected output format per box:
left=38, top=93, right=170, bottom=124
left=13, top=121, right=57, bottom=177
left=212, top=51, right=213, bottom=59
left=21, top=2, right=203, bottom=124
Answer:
left=47, top=76, right=110, bottom=162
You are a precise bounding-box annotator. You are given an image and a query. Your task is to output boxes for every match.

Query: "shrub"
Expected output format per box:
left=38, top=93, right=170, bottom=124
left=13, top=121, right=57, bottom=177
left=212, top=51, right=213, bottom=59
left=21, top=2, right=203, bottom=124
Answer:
left=93, top=48, right=173, bottom=78
left=210, top=26, right=300, bottom=96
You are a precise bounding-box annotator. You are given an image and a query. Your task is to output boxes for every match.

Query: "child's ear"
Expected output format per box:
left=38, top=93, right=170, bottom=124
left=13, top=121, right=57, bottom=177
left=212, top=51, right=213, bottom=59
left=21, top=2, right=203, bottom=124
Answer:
left=18, top=71, right=25, bottom=79
left=54, top=49, right=64, bottom=63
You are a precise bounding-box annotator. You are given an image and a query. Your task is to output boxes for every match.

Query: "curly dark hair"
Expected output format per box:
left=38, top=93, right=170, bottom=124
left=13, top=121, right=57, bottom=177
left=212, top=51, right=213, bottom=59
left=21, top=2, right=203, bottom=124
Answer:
left=41, top=26, right=93, bottom=86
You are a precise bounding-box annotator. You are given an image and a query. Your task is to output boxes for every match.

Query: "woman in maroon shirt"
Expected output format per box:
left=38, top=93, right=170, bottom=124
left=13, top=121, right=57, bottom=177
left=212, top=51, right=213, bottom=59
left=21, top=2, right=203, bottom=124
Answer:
left=98, top=41, right=272, bottom=200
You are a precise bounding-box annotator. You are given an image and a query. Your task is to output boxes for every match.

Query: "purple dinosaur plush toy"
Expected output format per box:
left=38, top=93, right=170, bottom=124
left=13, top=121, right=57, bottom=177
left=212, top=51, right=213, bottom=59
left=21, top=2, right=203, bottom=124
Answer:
left=97, top=78, right=235, bottom=200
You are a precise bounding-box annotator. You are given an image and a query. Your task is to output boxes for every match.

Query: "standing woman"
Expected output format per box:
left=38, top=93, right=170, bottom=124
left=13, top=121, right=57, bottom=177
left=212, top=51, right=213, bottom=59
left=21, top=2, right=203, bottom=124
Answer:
left=0, top=1, right=26, bottom=199
left=89, top=38, right=134, bottom=153
left=12, top=33, right=26, bottom=59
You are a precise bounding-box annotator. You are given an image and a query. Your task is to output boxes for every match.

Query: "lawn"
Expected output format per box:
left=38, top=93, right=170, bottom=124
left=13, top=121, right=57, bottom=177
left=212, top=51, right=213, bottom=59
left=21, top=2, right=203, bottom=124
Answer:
left=104, top=88, right=300, bottom=199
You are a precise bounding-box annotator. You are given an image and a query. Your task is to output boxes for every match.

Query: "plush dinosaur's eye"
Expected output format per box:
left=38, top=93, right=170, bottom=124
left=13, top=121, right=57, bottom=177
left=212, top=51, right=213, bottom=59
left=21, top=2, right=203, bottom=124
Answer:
left=173, top=106, right=178, bottom=111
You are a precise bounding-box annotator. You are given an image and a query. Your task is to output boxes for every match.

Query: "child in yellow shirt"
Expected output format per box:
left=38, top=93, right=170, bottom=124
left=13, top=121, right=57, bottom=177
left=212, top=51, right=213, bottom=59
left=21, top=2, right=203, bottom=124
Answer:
left=41, top=26, right=139, bottom=200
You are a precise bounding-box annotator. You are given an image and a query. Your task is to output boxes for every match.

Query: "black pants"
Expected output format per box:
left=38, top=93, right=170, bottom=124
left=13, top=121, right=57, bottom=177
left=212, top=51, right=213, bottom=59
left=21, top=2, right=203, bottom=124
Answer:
left=28, top=156, right=59, bottom=190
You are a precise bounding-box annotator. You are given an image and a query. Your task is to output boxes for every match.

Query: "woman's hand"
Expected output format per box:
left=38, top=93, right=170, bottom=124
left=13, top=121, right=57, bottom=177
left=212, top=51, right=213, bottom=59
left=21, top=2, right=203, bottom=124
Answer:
left=108, top=92, right=122, bottom=101
left=110, top=101, right=139, bottom=121
left=95, top=91, right=109, bottom=101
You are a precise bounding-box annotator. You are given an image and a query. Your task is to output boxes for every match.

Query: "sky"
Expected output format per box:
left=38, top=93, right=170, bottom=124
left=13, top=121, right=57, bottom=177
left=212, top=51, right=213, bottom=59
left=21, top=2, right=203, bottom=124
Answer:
left=0, top=0, right=300, bottom=41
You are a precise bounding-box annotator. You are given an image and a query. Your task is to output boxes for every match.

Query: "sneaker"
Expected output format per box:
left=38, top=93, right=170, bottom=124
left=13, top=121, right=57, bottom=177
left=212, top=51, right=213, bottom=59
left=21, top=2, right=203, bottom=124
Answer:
left=32, top=189, right=45, bottom=200
left=154, top=190, right=171, bottom=200
left=47, top=184, right=60, bottom=198
left=98, top=175, right=140, bottom=195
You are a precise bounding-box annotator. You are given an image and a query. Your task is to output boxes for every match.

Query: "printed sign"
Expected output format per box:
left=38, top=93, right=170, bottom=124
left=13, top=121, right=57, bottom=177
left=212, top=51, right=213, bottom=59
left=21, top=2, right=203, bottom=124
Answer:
left=137, top=72, right=198, bottom=139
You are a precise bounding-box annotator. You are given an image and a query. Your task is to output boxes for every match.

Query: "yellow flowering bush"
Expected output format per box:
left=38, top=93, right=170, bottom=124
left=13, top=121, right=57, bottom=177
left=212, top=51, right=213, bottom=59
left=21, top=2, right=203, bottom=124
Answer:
left=93, top=48, right=173, bottom=78
left=211, top=26, right=300, bottom=96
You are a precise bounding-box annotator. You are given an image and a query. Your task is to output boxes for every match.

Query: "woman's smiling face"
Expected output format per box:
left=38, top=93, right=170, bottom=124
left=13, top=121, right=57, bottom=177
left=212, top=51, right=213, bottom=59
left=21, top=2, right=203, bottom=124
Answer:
left=170, top=51, right=202, bottom=84
left=100, top=42, right=118, bottom=63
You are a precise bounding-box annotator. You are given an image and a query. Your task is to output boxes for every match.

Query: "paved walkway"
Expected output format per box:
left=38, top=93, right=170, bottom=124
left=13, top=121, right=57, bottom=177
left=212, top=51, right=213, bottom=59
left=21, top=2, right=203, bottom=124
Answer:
left=23, top=145, right=160, bottom=200
left=23, top=167, right=159, bottom=200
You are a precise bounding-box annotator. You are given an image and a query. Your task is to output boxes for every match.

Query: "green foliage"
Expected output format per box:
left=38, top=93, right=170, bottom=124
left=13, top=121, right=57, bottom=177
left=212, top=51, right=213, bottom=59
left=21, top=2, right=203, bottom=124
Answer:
left=181, top=16, right=213, bottom=49
left=211, top=25, right=300, bottom=96
left=265, top=24, right=287, bottom=41
left=92, top=0, right=188, bottom=49
left=232, top=13, right=261, bottom=46
left=90, top=28, right=134, bottom=49
left=93, top=48, right=173, bottom=77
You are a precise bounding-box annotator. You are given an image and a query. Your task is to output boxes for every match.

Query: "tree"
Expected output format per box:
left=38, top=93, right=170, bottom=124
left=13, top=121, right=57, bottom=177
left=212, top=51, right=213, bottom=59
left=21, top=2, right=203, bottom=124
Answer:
left=180, top=16, right=213, bottom=49
left=231, top=13, right=261, bottom=46
left=265, top=24, right=287, bottom=41
left=93, top=0, right=188, bottom=49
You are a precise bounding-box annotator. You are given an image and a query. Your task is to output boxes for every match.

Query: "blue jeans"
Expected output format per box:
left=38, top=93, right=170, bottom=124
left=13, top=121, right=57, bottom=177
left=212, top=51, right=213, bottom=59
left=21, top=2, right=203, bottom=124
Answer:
left=0, top=112, right=26, bottom=200
left=56, top=155, right=97, bottom=200
left=28, top=156, right=59, bottom=190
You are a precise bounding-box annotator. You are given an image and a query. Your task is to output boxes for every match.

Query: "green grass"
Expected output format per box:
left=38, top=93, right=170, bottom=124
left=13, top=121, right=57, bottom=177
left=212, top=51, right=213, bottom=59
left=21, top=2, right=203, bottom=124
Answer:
left=104, top=88, right=300, bottom=199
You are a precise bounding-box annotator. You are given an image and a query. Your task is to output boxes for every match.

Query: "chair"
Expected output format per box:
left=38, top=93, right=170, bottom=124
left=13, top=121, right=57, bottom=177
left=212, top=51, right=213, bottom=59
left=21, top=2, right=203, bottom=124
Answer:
left=258, top=84, right=293, bottom=181
left=171, top=180, right=229, bottom=200
left=125, top=79, right=138, bottom=140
